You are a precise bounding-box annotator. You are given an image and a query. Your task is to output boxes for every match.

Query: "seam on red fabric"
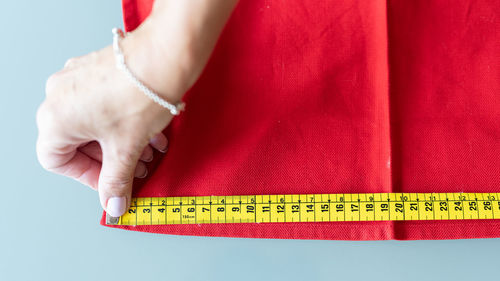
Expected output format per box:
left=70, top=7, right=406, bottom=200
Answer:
left=383, top=0, right=396, bottom=240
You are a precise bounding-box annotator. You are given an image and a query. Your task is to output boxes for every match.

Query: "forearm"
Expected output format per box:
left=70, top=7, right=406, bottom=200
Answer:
left=121, top=0, right=239, bottom=103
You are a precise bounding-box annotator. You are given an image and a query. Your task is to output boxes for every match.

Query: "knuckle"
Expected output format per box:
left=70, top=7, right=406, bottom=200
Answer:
left=35, top=141, right=55, bottom=173
left=38, top=158, right=55, bottom=173
left=114, top=145, right=142, bottom=169
left=45, top=73, right=60, bottom=96
left=116, top=152, right=136, bottom=167
left=89, top=51, right=98, bottom=60
left=35, top=103, right=46, bottom=124
left=100, top=174, right=132, bottom=192
left=36, top=101, right=58, bottom=131
left=64, top=58, right=74, bottom=68
left=111, top=138, right=145, bottom=164
left=36, top=102, right=49, bottom=128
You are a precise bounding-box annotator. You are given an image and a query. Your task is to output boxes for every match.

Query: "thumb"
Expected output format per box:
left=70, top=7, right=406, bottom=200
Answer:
left=98, top=143, right=141, bottom=217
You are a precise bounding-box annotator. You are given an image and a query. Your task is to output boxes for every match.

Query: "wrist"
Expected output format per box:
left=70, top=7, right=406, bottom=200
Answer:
left=119, top=18, right=195, bottom=105
left=117, top=0, right=239, bottom=106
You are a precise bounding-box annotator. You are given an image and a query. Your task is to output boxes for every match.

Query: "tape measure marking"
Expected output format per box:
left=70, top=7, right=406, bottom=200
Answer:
left=106, top=193, right=500, bottom=226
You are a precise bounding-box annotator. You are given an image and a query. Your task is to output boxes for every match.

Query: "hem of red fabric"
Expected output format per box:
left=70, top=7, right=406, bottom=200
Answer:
left=100, top=213, right=500, bottom=240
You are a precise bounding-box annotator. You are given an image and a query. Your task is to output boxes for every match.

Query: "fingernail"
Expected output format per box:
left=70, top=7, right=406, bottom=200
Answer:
left=107, top=197, right=127, bottom=217
left=159, top=146, right=168, bottom=153
left=138, top=168, right=148, bottom=178
left=145, top=154, right=154, bottom=162
left=150, top=136, right=168, bottom=152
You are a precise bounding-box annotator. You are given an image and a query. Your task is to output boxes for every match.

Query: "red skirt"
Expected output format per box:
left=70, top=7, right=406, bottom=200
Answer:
left=102, top=0, right=500, bottom=240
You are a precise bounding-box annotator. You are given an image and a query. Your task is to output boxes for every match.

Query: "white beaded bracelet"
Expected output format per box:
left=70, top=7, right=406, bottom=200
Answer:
left=112, top=28, right=186, bottom=116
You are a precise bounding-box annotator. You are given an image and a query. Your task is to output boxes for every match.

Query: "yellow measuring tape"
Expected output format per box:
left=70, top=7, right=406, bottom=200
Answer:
left=106, top=192, right=500, bottom=225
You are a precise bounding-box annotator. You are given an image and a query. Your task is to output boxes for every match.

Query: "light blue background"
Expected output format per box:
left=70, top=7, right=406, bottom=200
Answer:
left=0, top=1, right=499, bottom=281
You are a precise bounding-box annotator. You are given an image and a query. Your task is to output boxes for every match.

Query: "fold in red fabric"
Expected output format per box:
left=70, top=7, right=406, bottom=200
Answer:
left=102, top=0, right=500, bottom=240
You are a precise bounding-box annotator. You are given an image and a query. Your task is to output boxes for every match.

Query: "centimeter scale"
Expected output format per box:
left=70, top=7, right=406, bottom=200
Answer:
left=106, top=192, right=500, bottom=225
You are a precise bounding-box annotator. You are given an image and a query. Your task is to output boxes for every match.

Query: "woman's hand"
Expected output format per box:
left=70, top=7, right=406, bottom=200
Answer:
left=36, top=0, right=239, bottom=217
left=37, top=43, right=176, bottom=217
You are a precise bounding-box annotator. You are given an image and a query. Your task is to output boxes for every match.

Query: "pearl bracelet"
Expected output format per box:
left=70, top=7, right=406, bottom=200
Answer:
left=112, top=28, right=186, bottom=116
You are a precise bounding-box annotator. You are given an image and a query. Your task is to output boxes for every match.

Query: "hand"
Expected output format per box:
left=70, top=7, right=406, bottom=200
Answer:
left=36, top=0, right=239, bottom=217
left=37, top=42, right=178, bottom=217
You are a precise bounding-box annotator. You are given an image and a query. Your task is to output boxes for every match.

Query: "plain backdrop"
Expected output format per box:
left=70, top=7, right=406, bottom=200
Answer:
left=0, top=1, right=499, bottom=281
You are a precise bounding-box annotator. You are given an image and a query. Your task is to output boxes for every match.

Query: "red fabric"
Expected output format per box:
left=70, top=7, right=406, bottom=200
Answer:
left=102, top=0, right=500, bottom=240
